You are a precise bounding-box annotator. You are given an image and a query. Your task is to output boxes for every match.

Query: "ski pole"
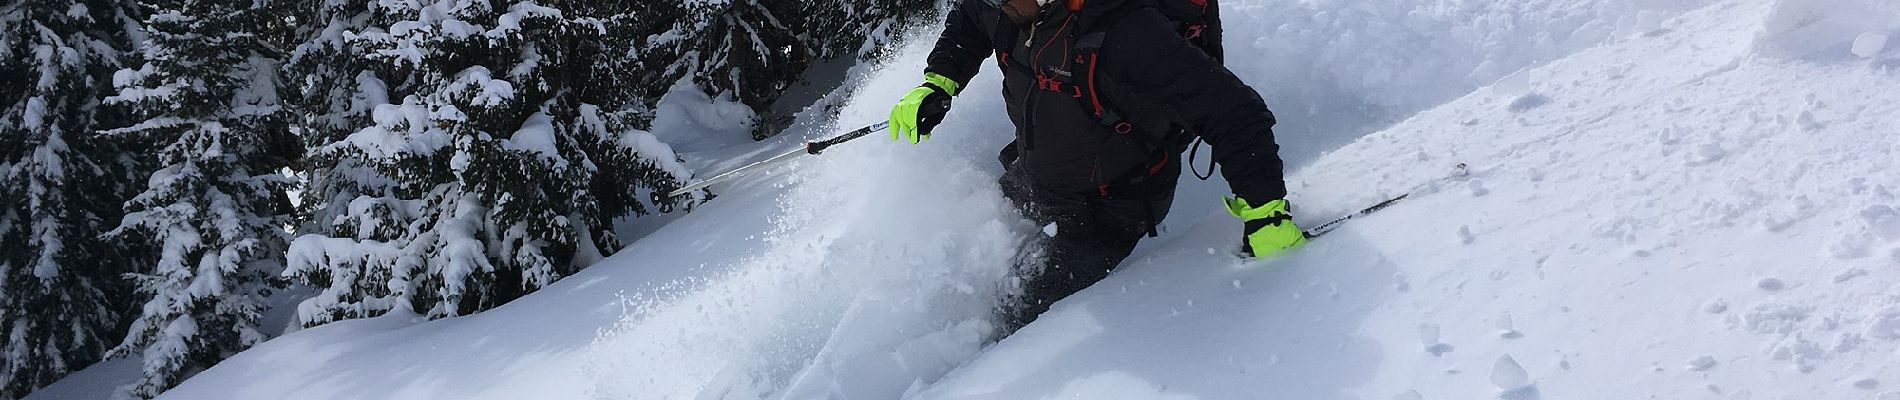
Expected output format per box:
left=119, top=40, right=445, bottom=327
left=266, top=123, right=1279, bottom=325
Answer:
left=1302, top=194, right=1410, bottom=239
left=662, top=122, right=890, bottom=200
left=1301, top=163, right=1468, bottom=239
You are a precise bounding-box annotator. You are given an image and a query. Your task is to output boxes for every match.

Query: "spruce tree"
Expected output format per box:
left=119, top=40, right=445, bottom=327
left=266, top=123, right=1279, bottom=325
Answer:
left=282, top=0, right=691, bottom=327
left=632, top=0, right=936, bottom=139
left=97, top=0, right=298, bottom=397
left=0, top=0, right=146, bottom=398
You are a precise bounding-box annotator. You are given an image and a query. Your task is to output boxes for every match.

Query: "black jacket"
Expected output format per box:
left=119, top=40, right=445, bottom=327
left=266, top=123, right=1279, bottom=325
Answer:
left=926, top=0, right=1287, bottom=203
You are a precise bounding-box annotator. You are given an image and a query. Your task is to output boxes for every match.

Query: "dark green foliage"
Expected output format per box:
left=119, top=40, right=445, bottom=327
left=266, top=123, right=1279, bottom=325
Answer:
left=282, top=0, right=692, bottom=326
left=627, top=0, right=939, bottom=139
left=97, top=0, right=300, bottom=396
left=0, top=2, right=934, bottom=397
left=0, top=1, right=147, bottom=398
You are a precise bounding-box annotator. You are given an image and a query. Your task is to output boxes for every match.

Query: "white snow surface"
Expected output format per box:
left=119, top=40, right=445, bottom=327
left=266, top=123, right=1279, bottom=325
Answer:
left=148, top=0, right=1900, bottom=399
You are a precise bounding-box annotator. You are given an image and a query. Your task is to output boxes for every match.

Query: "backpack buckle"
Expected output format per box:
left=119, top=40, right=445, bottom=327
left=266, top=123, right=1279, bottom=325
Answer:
left=1036, top=73, right=1065, bottom=93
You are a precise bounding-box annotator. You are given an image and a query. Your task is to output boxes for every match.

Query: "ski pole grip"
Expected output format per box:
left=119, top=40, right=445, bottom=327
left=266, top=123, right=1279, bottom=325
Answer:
left=806, top=122, right=890, bottom=155
left=806, top=139, right=839, bottom=155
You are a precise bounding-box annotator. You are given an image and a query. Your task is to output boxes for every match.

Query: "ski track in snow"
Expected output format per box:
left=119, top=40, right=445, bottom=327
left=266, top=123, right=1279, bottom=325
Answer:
left=136, top=0, right=1900, bottom=399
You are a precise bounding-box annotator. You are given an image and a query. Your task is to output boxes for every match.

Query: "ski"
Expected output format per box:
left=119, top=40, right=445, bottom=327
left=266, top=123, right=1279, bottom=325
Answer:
left=1302, top=163, right=1468, bottom=239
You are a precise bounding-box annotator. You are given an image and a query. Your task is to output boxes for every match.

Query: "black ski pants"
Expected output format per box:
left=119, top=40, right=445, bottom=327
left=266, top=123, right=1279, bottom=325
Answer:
left=996, top=164, right=1175, bottom=334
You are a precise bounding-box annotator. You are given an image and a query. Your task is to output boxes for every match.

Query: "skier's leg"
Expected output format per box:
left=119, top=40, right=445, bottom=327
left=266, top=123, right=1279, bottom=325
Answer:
left=994, top=164, right=1053, bottom=325
left=999, top=193, right=1170, bottom=334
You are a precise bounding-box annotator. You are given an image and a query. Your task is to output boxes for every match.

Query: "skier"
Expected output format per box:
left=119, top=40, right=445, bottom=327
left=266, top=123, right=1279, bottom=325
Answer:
left=889, top=0, right=1304, bottom=332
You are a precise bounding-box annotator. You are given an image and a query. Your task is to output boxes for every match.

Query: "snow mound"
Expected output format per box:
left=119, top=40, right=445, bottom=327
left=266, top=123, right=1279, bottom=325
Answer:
left=648, top=78, right=760, bottom=157
left=1758, top=0, right=1900, bottom=61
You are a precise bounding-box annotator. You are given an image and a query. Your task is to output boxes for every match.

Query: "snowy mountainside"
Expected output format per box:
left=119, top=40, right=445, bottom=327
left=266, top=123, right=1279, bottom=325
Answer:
left=1219, top=0, right=1721, bottom=165
left=918, top=0, right=1900, bottom=398
left=139, top=0, right=1900, bottom=399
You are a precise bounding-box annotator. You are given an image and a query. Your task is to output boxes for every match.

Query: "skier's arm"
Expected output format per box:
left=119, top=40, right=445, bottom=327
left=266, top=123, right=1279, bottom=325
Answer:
left=1203, top=0, right=1225, bottom=62
left=893, top=1, right=999, bottom=143
left=924, top=0, right=1000, bottom=89
left=1103, top=10, right=1287, bottom=202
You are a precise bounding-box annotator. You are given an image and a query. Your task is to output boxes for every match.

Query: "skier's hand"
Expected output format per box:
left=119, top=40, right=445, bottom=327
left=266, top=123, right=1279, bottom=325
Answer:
left=889, top=73, right=959, bottom=144
left=1224, top=196, right=1307, bottom=258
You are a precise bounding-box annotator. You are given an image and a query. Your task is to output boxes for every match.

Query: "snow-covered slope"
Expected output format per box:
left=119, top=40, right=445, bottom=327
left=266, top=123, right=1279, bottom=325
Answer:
left=149, top=0, right=1900, bottom=399
left=918, top=0, right=1900, bottom=398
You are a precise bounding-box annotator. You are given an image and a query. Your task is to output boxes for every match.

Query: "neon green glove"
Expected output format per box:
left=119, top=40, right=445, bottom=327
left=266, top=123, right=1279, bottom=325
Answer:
left=1224, top=197, right=1307, bottom=258
left=889, top=72, right=961, bottom=144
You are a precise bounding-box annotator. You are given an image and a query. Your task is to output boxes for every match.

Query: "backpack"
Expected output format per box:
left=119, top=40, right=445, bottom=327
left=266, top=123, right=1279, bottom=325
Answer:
left=997, top=0, right=1224, bottom=169
left=996, top=0, right=1227, bottom=237
left=1155, top=0, right=1224, bottom=181
left=1155, top=0, right=1223, bottom=61
left=1059, top=0, right=1224, bottom=183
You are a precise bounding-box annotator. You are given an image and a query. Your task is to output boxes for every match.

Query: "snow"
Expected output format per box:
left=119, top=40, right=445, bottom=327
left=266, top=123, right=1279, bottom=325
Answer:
left=1855, top=32, right=1892, bottom=59
left=1033, top=371, right=1198, bottom=400
left=574, top=103, right=691, bottom=182
left=614, top=127, right=691, bottom=182
left=1221, top=0, right=1717, bottom=165
left=504, top=111, right=559, bottom=159
left=20, top=97, right=46, bottom=131
left=326, top=97, right=453, bottom=159
left=418, top=192, right=495, bottom=318
left=352, top=71, right=390, bottom=113
left=154, top=0, right=1900, bottom=399
left=445, top=66, right=515, bottom=108
left=18, top=358, right=139, bottom=400
left=1758, top=0, right=1900, bottom=60
left=63, top=3, right=88, bottom=19
left=281, top=234, right=410, bottom=327
left=487, top=1, right=562, bottom=39
left=1490, top=354, right=1531, bottom=390
left=627, top=77, right=765, bottom=191
left=647, top=78, right=758, bottom=156
left=230, top=56, right=284, bottom=117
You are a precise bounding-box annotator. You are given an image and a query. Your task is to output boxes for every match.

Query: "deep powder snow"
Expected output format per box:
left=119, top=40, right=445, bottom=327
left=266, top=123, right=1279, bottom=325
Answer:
left=94, top=0, right=1900, bottom=399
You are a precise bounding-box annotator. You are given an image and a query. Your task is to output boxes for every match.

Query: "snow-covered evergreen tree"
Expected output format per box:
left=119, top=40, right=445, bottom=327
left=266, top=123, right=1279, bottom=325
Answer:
left=0, top=1, right=147, bottom=398
left=282, top=0, right=691, bottom=327
left=632, top=0, right=935, bottom=139
left=97, top=0, right=298, bottom=397
left=799, top=0, right=938, bottom=68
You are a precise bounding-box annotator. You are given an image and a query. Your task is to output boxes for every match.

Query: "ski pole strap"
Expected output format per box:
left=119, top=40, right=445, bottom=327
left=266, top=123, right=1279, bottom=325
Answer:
left=1188, top=137, right=1214, bottom=181
left=924, top=72, right=963, bottom=96
left=1224, top=197, right=1291, bottom=222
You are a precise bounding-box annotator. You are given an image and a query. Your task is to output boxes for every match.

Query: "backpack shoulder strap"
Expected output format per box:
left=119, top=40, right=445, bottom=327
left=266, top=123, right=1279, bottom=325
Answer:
left=1065, top=30, right=1126, bottom=133
left=1064, top=1, right=1151, bottom=131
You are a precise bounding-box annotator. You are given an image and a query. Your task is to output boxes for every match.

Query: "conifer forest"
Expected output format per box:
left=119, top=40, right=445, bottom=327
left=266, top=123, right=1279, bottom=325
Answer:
left=0, top=1, right=933, bottom=398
